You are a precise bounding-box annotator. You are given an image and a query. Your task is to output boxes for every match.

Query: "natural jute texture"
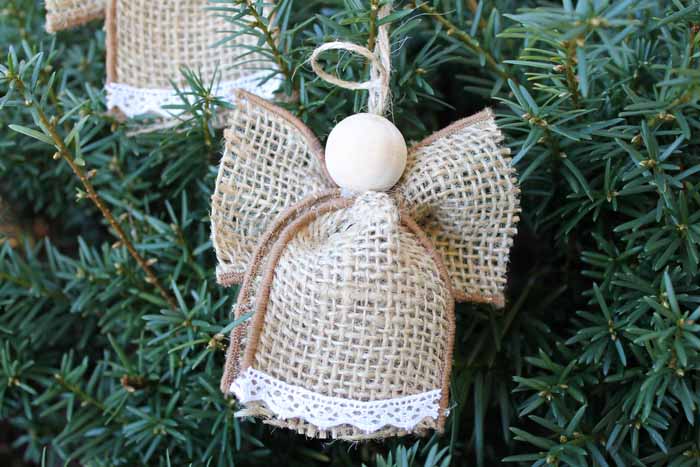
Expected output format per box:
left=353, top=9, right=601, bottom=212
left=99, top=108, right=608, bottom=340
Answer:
left=106, top=0, right=272, bottom=89
left=47, top=0, right=279, bottom=120
left=211, top=92, right=518, bottom=438
left=212, top=93, right=519, bottom=305
left=45, top=0, right=106, bottom=33
left=211, top=91, right=333, bottom=285
left=219, top=190, right=341, bottom=395
left=399, top=110, right=520, bottom=307
left=231, top=192, right=455, bottom=440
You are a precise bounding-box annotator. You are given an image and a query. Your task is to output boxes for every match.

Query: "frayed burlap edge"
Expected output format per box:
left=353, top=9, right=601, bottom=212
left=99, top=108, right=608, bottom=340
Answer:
left=105, top=0, right=118, bottom=93
left=237, top=404, right=435, bottom=441
left=217, top=270, right=244, bottom=288
left=410, top=108, right=496, bottom=153
left=46, top=10, right=105, bottom=33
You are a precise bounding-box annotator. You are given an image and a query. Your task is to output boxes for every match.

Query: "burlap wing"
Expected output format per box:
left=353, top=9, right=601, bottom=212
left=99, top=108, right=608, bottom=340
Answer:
left=210, top=91, right=334, bottom=285
left=397, top=109, right=520, bottom=308
left=45, top=0, right=106, bottom=33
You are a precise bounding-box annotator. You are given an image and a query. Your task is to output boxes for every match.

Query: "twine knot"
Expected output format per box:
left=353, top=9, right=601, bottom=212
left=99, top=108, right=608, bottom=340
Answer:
left=309, top=3, right=393, bottom=116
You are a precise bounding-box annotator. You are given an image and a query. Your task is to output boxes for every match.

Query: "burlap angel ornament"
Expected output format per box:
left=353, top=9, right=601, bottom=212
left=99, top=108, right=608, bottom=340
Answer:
left=210, top=5, right=520, bottom=441
left=45, top=0, right=279, bottom=119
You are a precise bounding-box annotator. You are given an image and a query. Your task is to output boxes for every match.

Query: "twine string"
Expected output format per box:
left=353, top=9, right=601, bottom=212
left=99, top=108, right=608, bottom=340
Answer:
left=309, top=3, right=393, bottom=116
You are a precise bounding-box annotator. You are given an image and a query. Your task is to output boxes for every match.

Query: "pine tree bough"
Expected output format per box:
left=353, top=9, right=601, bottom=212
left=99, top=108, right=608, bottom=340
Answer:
left=3, top=0, right=700, bottom=464
left=6, top=74, right=179, bottom=311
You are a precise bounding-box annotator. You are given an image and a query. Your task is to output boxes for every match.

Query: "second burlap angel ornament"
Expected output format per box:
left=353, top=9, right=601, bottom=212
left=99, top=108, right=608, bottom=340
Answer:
left=211, top=4, right=520, bottom=440
left=45, top=0, right=278, bottom=120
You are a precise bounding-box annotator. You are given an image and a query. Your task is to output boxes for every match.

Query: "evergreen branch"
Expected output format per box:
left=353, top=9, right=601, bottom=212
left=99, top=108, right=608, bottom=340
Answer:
left=563, top=39, right=582, bottom=108
left=0, top=271, right=67, bottom=302
left=412, top=1, right=513, bottom=84
left=53, top=374, right=113, bottom=418
left=5, top=79, right=179, bottom=312
left=647, top=91, right=695, bottom=127
left=3, top=1, right=700, bottom=465
left=644, top=24, right=699, bottom=127
left=238, top=0, right=294, bottom=89
left=690, top=23, right=700, bottom=67
left=0, top=271, right=34, bottom=291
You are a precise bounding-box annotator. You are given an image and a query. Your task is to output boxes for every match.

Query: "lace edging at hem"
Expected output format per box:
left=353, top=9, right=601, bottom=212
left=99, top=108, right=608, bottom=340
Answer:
left=231, top=367, right=441, bottom=432
left=106, top=71, right=281, bottom=118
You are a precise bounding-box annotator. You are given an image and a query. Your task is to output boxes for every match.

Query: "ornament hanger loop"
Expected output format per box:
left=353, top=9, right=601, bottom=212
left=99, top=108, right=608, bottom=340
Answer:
left=309, top=41, right=387, bottom=91
left=309, top=3, right=393, bottom=116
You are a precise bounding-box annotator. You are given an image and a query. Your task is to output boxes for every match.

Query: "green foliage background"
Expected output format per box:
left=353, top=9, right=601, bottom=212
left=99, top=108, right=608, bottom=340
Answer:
left=1, top=0, right=700, bottom=465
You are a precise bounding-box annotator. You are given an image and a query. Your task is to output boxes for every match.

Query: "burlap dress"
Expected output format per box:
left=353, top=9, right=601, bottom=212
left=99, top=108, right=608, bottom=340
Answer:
left=211, top=91, right=520, bottom=440
left=45, top=0, right=278, bottom=119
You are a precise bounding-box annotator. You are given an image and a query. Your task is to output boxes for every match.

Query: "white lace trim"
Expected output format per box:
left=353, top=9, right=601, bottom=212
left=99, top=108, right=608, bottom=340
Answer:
left=231, top=368, right=442, bottom=432
left=106, top=71, right=281, bottom=118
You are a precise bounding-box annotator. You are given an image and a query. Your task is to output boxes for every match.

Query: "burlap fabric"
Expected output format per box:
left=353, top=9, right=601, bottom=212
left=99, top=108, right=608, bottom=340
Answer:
left=46, top=0, right=279, bottom=120
left=230, top=193, right=454, bottom=440
left=211, top=92, right=333, bottom=285
left=107, top=0, right=271, bottom=89
left=399, top=111, right=519, bottom=307
left=45, top=0, right=106, bottom=33
left=211, top=91, right=520, bottom=439
left=104, top=0, right=278, bottom=118
left=213, top=92, right=519, bottom=303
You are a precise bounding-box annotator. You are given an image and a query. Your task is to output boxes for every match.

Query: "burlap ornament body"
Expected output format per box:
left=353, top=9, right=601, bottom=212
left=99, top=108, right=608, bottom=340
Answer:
left=210, top=91, right=520, bottom=439
left=229, top=192, right=454, bottom=440
left=45, top=0, right=279, bottom=120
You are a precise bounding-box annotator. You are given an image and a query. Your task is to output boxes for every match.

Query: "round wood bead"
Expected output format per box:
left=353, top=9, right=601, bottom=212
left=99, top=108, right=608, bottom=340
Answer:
left=325, top=113, right=407, bottom=192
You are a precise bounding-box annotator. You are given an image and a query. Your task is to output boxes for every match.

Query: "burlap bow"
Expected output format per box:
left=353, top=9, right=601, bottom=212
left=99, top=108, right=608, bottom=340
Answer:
left=212, top=90, right=520, bottom=307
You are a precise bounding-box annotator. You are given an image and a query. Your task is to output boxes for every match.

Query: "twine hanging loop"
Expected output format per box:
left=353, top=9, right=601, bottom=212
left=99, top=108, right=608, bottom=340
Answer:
left=309, top=3, right=393, bottom=115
